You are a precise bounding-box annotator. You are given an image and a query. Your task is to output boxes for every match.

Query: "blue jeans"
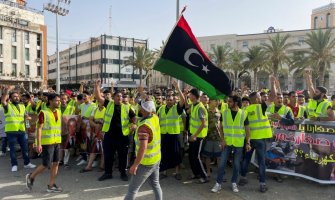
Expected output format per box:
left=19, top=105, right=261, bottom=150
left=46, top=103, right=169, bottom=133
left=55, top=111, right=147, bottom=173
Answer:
left=1, top=137, right=8, bottom=153
left=7, top=132, right=30, bottom=166
left=125, top=162, right=162, bottom=200
left=216, top=146, right=243, bottom=184
left=240, top=139, right=267, bottom=183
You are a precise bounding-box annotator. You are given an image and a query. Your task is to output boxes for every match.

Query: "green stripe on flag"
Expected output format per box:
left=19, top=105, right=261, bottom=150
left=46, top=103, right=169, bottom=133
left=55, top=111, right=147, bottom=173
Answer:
left=154, top=58, right=226, bottom=99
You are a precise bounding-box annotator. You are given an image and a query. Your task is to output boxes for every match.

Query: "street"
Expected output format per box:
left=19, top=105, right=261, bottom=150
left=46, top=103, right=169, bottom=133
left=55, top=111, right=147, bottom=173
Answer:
left=0, top=154, right=335, bottom=200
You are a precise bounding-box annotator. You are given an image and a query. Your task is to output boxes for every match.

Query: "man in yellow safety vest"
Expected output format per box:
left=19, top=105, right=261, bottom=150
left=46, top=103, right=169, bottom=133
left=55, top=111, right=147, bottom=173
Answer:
left=26, top=93, right=63, bottom=193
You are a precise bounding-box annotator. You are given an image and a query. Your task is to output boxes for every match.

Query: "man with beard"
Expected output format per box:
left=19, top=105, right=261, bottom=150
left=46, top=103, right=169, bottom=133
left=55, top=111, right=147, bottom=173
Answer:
left=288, top=91, right=307, bottom=120
left=1, top=86, right=36, bottom=172
left=157, top=81, right=185, bottom=180
left=94, top=80, right=136, bottom=182
left=155, top=93, right=163, bottom=111
left=305, top=70, right=334, bottom=121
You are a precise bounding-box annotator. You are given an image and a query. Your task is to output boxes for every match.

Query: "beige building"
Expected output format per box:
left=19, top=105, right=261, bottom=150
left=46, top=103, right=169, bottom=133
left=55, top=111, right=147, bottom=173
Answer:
left=196, top=3, right=335, bottom=92
left=0, top=0, right=47, bottom=91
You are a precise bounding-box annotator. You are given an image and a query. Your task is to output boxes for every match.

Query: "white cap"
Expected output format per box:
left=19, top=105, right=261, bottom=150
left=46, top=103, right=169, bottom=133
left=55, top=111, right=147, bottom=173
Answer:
left=141, top=100, right=156, bottom=113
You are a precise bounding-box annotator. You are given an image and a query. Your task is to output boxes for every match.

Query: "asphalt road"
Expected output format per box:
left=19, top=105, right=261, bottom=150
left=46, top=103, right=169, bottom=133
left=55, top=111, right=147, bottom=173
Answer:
left=0, top=153, right=334, bottom=200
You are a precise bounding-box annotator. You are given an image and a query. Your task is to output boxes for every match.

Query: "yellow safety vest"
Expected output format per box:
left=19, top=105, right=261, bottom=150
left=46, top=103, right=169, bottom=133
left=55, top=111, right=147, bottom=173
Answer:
left=94, top=107, right=106, bottom=120
left=62, top=103, right=76, bottom=116
left=266, top=104, right=292, bottom=122
left=222, top=109, right=247, bottom=147
left=80, top=102, right=96, bottom=118
left=189, top=102, right=208, bottom=138
left=307, top=99, right=331, bottom=118
left=40, top=108, right=61, bottom=145
left=26, top=103, right=36, bottom=115
left=157, top=105, right=180, bottom=134
left=102, top=102, right=130, bottom=136
left=134, top=114, right=161, bottom=166
left=220, top=102, right=228, bottom=113
left=246, top=104, right=272, bottom=140
left=37, top=101, right=47, bottom=111
left=4, top=103, right=26, bottom=132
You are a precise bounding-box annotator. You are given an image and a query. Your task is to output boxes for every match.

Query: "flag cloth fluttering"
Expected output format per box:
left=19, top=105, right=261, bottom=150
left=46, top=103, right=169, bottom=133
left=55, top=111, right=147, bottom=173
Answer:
left=153, top=15, right=234, bottom=99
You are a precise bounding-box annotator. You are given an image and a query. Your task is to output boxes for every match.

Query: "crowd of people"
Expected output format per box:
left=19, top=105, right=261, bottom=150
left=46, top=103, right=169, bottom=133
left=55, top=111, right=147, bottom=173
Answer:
left=0, top=70, right=335, bottom=199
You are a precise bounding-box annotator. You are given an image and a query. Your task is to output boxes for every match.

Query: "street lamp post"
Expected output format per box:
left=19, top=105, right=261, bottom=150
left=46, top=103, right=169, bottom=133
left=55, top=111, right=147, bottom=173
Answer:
left=44, top=0, right=71, bottom=93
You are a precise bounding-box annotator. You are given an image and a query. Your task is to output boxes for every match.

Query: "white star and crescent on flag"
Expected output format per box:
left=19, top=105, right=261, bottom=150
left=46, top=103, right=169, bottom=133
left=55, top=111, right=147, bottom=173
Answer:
left=184, top=48, right=210, bottom=74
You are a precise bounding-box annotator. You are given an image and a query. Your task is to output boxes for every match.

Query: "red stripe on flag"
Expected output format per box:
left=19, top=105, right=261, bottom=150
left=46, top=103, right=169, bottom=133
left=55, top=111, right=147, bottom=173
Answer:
left=176, top=16, right=211, bottom=61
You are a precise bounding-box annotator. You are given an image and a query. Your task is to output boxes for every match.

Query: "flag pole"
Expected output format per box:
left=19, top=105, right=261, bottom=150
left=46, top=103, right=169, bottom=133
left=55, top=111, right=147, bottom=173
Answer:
left=151, top=6, right=188, bottom=82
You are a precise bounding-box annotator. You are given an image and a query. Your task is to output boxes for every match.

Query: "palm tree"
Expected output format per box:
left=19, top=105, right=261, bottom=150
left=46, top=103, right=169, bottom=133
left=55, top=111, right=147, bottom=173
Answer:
left=304, top=29, right=335, bottom=86
left=262, top=33, right=297, bottom=77
left=245, top=46, right=269, bottom=90
left=124, top=46, right=155, bottom=86
left=228, top=49, right=245, bottom=88
left=208, top=45, right=231, bottom=70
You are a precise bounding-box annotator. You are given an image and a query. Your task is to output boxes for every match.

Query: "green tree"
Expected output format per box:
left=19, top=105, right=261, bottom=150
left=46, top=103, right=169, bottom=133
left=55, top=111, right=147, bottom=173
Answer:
left=262, top=33, right=296, bottom=77
left=245, top=46, right=269, bottom=90
left=304, top=29, right=335, bottom=86
left=124, top=46, right=155, bottom=86
left=228, top=49, right=245, bottom=88
left=208, top=45, right=231, bottom=70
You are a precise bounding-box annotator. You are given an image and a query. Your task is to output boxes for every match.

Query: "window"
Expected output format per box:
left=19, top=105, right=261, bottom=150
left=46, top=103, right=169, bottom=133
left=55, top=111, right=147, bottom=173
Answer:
left=314, top=17, right=318, bottom=29
left=37, top=50, right=41, bottom=59
left=37, top=34, right=41, bottom=46
left=24, top=31, right=29, bottom=44
left=298, top=37, right=305, bottom=45
left=0, top=44, right=2, bottom=56
left=25, top=65, right=30, bottom=76
left=242, top=41, right=248, bottom=48
left=12, top=46, right=17, bottom=59
left=25, top=48, right=30, bottom=60
left=12, top=63, right=17, bottom=76
left=0, top=26, right=2, bottom=39
left=225, top=42, right=231, bottom=47
left=12, top=29, right=17, bottom=42
left=327, top=13, right=331, bottom=28
left=0, top=62, right=3, bottom=74
left=37, top=66, right=42, bottom=76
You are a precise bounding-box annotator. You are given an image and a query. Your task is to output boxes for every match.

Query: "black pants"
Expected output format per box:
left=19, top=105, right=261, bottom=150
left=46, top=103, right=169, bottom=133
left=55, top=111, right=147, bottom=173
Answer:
left=103, top=133, right=129, bottom=175
left=188, top=138, right=207, bottom=179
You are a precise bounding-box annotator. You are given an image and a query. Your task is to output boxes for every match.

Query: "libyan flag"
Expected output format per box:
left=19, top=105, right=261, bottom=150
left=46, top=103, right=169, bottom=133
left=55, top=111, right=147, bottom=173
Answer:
left=153, top=15, right=234, bottom=99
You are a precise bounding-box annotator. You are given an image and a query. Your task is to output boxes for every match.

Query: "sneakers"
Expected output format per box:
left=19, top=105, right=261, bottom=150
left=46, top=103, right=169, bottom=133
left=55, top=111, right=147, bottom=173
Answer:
left=75, top=155, right=82, bottom=162
left=232, top=183, right=239, bottom=193
left=77, top=160, right=87, bottom=166
left=260, top=184, right=268, bottom=193
left=47, top=184, right=63, bottom=193
left=11, top=165, right=18, bottom=172
left=25, top=173, right=34, bottom=191
left=238, top=178, right=248, bottom=186
left=196, top=177, right=209, bottom=184
left=98, top=173, right=113, bottom=181
left=24, top=163, right=36, bottom=169
left=0, top=152, right=6, bottom=157
left=211, top=182, right=222, bottom=193
left=92, top=161, right=98, bottom=168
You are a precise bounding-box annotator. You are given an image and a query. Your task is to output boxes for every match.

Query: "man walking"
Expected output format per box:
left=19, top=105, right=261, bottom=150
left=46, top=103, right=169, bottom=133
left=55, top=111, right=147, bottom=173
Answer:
left=26, top=93, right=62, bottom=192
left=125, top=99, right=162, bottom=200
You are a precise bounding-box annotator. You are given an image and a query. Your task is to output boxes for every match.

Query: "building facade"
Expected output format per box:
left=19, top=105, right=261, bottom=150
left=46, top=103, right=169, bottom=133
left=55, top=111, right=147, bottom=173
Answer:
left=0, top=0, right=47, bottom=91
left=48, top=35, right=148, bottom=89
left=196, top=3, right=335, bottom=92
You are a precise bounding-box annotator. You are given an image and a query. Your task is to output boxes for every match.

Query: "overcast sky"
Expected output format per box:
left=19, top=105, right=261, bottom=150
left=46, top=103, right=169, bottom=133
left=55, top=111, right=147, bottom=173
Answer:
left=27, top=0, right=331, bottom=54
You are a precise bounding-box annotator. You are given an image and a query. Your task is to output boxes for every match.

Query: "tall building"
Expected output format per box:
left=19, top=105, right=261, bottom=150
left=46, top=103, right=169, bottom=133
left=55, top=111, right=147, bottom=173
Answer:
left=0, top=0, right=47, bottom=91
left=197, top=3, right=335, bottom=92
left=48, top=35, right=148, bottom=89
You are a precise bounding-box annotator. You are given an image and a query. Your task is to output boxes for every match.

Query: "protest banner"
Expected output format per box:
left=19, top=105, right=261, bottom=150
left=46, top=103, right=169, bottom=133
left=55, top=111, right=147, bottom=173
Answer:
left=252, top=120, right=335, bottom=184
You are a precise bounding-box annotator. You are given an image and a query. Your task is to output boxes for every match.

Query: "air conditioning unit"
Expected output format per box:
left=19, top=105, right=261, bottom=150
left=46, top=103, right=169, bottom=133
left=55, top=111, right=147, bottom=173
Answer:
left=0, top=54, right=3, bottom=58
left=35, top=58, right=42, bottom=62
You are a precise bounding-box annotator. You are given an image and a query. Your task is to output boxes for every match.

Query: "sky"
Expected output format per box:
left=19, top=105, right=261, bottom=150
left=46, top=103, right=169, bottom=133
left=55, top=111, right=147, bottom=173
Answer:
left=26, top=0, right=332, bottom=55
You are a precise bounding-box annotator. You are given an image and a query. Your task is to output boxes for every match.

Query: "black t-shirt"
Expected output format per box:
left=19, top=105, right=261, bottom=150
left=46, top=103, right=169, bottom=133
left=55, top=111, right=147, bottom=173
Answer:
left=224, top=109, right=249, bottom=126
left=165, top=104, right=184, bottom=115
left=104, top=100, right=136, bottom=137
